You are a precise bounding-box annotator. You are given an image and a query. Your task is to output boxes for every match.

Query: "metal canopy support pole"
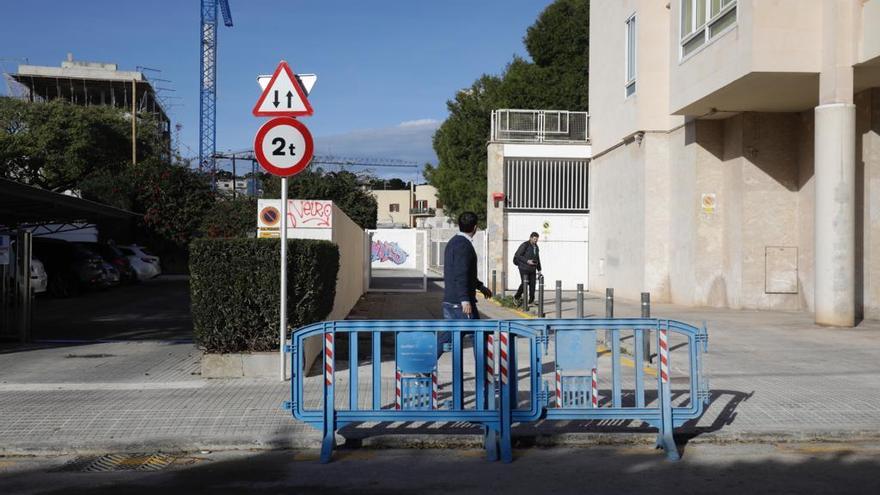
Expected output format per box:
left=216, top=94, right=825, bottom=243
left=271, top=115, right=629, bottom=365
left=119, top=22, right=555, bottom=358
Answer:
left=279, top=178, right=288, bottom=381
left=131, top=79, right=137, bottom=165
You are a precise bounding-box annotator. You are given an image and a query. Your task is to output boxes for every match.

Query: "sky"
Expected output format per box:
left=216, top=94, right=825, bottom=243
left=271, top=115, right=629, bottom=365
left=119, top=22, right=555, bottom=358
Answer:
left=0, top=0, right=555, bottom=179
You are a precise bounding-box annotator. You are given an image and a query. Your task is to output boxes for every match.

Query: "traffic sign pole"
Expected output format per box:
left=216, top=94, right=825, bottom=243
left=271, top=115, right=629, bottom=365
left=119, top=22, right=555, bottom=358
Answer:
left=252, top=61, right=315, bottom=382
left=279, top=178, right=288, bottom=381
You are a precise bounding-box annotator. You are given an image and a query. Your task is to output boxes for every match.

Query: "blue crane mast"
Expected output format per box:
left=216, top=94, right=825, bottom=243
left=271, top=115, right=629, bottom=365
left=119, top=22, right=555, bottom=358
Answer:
left=200, top=0, right=233, bottom=179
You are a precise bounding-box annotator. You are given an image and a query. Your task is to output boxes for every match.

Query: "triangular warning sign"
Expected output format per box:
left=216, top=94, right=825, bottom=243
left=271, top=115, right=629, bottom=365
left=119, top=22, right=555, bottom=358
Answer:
left=252, top=61, right=314, bottom=117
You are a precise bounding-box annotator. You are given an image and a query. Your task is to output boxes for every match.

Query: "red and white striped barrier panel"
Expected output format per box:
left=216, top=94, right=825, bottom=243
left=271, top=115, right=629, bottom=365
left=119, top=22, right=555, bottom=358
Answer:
left=499, top=332, right=509, bottom=385
left=432, top=370, right=438, bottom=409
left=659, top=328, right=669, bottom=384
left=486, top=334, right=495, bottom=384
left=395, top=369, right=402, bottom=410
left=324, top=333, right=334, bottom=387
left=591, top=367, right=598, bottom=408
left=555, top=370, right=562, bottom=407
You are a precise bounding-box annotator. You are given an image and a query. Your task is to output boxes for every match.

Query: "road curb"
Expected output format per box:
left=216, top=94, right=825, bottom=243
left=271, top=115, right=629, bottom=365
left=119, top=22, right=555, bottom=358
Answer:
left=5, top=430, right=880, bottom=456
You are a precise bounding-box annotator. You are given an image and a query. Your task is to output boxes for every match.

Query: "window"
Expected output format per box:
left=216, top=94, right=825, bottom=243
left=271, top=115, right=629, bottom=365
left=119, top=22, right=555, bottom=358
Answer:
left=680, top=0, right=736, bottom=58
left=389, top=203, right=399, bottom=212
left=625, top=15, right=637, bottom=98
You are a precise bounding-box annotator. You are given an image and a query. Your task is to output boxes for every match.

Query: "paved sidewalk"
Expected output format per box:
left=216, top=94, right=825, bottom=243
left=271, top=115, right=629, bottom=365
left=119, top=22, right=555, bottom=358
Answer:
left=1, top=280, right=878, bottom=455
left=482, top=290, right=880, bottom=440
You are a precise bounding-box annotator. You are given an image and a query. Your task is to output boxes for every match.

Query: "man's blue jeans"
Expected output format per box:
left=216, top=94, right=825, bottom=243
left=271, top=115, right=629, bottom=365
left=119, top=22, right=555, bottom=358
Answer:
left=438, top=301, right=479, bottom=357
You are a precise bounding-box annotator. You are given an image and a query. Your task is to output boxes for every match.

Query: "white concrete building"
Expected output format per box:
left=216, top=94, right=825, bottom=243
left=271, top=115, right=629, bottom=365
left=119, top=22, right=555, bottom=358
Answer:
left=589, top=0, right=880, bottom=325
left=486, top=110, right=592, bottom=291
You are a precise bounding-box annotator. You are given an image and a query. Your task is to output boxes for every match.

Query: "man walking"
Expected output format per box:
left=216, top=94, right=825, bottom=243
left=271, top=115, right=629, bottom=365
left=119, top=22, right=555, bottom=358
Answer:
left=442, top=211, right=492, bottom=321
left=513, top=232, right=542, bottom=306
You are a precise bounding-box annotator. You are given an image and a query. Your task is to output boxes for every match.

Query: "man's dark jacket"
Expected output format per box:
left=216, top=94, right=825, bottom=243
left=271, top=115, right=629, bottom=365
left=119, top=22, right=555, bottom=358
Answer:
left=513, top=241, right=542, bottom=273
left=443, top=234, right=485, bottom=304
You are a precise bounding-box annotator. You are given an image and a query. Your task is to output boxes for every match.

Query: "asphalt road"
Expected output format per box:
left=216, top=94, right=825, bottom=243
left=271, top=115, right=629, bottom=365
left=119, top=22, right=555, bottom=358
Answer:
left=1, top=443, right=878, bottom=495
left=31, top=276, right=192, bottom=341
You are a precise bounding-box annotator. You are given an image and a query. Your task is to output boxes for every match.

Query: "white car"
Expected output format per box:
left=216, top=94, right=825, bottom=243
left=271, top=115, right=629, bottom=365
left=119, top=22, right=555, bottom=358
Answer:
left=119, top=245, right=162, bottom=281
left=30, top=258, right=48, bottom=294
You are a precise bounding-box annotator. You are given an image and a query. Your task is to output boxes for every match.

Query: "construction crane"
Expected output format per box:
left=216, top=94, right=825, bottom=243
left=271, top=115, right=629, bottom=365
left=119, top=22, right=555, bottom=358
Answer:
left=211, top=150, right=423, bottom=196
left=199, top=0, right=233, bottom=179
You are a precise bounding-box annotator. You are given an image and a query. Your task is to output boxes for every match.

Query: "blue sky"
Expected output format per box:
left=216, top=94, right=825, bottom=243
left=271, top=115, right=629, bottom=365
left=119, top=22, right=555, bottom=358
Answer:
left=0, top=0, right=554, bottom=178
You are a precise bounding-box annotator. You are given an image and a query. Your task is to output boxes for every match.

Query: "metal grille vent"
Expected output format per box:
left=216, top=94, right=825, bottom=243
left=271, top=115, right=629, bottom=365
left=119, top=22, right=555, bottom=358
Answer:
left=504, top=158, right=589, bottom=211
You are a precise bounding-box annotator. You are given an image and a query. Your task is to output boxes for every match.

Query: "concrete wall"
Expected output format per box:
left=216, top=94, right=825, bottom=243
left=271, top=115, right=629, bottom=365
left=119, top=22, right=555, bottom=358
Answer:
left=588, top=140, right=647, bottom=300
left=328, top=204, right=366, bottom=320
left=486, top=143, right=506, bottom=290
left=856, top=89, right=880, bottom=319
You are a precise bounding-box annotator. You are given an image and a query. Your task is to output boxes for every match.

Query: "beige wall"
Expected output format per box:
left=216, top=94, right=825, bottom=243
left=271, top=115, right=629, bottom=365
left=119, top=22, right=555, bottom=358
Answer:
left=371, top=189, right=412, bottom=227
left=589, top=0, right=682, bottom=154
left=328, top=204, right=366, bottom=321
left=414, top=184, right=440, bottom=208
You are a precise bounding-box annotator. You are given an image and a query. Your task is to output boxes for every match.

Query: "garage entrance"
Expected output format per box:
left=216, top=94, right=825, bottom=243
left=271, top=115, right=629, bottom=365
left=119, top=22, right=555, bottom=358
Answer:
left=503, top=158, right=589, bottom=291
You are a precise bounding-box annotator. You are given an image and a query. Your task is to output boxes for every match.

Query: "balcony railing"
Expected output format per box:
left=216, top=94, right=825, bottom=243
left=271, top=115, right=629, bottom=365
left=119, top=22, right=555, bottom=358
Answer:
left=491, top=109, right=590, bottom=143
left=410, top=207, right=436, bottom=216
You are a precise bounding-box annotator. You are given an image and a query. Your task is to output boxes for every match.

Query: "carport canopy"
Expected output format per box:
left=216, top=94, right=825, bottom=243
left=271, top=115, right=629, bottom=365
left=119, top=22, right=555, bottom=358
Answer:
left=0, top=178, right=138, bottom=226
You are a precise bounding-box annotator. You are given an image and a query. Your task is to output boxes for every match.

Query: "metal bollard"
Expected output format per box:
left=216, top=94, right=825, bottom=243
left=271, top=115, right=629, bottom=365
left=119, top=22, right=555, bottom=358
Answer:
left=641, top=292, right=651, bottom=362
left=537, top=274, right=545, bottom=317
left=604, top=288, right=614, bottom=344
left=492, top=270, right=497, bottom=297
left=576, top=284, right=584, bottom=318
left=555, top=280, right=562, bottom=319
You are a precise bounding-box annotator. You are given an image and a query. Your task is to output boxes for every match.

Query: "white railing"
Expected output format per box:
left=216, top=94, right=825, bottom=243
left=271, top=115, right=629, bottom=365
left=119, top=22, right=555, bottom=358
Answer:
left=491, top=109, right=590, bottom=143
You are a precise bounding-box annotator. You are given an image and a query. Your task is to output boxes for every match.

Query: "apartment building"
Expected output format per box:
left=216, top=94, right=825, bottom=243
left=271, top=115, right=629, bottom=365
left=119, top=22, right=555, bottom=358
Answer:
left=589, top=0, right=880, bottom=325
left=371, top=185, right=443, bottom=228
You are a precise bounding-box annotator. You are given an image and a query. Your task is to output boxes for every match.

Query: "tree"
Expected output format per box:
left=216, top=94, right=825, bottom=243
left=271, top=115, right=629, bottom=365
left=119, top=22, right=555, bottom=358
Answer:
left=427, top=0, right=589, bottom=223
left=262, top=169, right=378, bottom=229
left=81, top=159, right=214, bottom=247
left=426, top=75, right=504, bottom=226
left=200, top=197, right=258, bottom=238
left=0, top=97, right=165, bottom=191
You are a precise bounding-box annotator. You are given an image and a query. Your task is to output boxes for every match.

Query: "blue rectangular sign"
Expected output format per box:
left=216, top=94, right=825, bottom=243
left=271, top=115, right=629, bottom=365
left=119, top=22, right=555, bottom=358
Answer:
left=396, top=332, right=438, bottom=374
left=556, top=330, right=597, bottom=372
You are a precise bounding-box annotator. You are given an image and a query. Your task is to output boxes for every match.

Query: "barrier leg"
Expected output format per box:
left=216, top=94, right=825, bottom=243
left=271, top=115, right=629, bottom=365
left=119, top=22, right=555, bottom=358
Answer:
left=656, top=325, right=679, bottom=461
left=320, top=332, right=336, bottom=463
left=484, top=426, right=499, bottom=461
left=499, top=330, right=513, bottom=463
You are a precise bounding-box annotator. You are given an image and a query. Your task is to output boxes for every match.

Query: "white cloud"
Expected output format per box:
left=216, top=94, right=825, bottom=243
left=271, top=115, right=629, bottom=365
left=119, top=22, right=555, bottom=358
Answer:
left=397, top=118, right=441, bottom=128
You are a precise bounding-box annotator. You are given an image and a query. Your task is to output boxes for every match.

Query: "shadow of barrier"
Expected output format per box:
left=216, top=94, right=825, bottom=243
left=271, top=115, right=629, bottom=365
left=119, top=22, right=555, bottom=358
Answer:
left=284, top=318, right=710, bottom=463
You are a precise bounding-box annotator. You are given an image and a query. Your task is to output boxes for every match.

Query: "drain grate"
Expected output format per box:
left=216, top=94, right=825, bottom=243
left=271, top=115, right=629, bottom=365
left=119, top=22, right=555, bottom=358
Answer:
left=60, top=453, right=177, bottom=472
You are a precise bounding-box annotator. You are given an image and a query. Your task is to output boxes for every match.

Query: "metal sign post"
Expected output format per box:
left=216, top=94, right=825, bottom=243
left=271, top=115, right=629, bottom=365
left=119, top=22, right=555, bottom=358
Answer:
left=252, top=60, right=316, bottom=381
left=279, top=179, right=288, bottom=380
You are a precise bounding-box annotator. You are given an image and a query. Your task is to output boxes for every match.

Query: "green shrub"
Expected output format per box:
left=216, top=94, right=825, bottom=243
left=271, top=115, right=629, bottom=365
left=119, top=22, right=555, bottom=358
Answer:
left=190, top=238, right=339, bottom=353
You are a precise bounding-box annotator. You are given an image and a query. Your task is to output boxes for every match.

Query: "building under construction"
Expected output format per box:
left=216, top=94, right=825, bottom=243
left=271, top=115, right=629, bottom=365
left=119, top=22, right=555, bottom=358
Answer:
left=9, top=54, right=171, bottom=155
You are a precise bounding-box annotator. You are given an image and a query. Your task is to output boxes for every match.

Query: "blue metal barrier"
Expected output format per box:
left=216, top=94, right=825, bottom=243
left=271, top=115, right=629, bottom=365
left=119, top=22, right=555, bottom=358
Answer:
left=519, top=318, right=710, bottom=460
left=284, top=318, right=709, bottom=463
left=284, top=320, right=545, bottom=463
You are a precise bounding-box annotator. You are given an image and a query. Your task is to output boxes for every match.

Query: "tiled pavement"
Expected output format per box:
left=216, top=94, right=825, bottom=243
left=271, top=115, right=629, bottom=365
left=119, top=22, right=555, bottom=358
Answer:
left=1, top=281, right=879, bottom=454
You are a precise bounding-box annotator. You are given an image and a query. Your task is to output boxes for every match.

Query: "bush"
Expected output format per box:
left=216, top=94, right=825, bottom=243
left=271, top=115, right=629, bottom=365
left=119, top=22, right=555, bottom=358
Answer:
left=190, top=238, right=340, bottom=353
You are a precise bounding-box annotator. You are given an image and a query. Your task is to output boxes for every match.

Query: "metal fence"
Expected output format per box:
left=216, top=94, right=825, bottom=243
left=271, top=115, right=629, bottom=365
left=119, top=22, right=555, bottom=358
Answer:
left=285, top=317, right=709, bottom=463
left=504, top=158, right=589, bottom=211
left=491, top=109, right=590, bottom=143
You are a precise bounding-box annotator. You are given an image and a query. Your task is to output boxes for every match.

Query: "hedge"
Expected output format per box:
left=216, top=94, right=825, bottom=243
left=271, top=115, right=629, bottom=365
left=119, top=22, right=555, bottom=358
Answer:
left=190, top=238, right=339, bottom=353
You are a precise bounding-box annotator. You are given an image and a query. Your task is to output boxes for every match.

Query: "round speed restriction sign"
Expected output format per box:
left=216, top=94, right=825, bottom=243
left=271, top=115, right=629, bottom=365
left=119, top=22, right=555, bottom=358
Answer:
left=254, top=117, right=314, bottom=177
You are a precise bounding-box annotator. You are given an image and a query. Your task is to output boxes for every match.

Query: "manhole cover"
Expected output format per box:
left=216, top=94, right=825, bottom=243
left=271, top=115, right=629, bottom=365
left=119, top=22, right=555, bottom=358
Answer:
left=60, top=453, right=177, bottom=472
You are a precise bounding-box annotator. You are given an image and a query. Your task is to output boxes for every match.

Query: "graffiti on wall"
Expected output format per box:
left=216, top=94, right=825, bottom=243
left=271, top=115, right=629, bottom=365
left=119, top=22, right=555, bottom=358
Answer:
left=371, top=240, right=409, bottom=265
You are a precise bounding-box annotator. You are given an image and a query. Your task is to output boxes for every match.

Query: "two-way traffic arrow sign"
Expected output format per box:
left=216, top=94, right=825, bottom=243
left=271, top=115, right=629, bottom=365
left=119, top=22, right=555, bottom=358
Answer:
left=252, top=61, right=314, bottom=117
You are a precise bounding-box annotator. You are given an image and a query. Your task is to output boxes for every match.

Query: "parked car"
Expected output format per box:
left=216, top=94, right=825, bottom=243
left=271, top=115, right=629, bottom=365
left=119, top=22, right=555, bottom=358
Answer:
left=32, top=238, right=105, bottom=297
left=30, top=258, right=48, bottom=294
left=76, top=242, right=137, bottom=283
left=99, top=260, right=121, bottom=288
left=118, top=245, right=162, bottom=281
